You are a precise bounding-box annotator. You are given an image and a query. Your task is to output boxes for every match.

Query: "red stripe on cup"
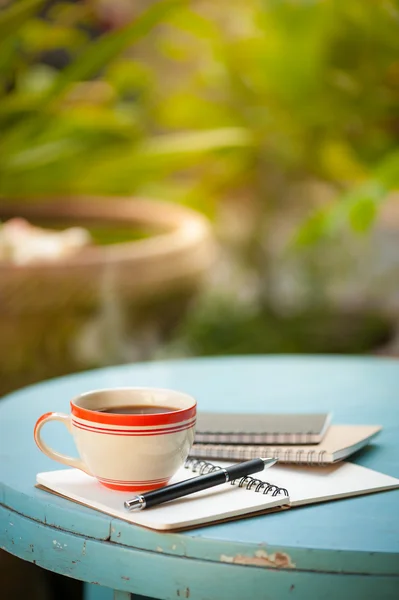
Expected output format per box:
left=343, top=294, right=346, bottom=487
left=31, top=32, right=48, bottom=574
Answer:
left=98, top=478, right=169, bottom=492
left=71, top=402, right=196, bottom=427
left=34, top=412, right=53, bottom=446
left=72, top=419, right=195, bottom=436
left=99, top=476, right=168, bottom=484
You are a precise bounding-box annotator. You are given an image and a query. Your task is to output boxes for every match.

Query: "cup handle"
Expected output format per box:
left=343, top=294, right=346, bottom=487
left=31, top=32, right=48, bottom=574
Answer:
left=34, top=412, right=92, bottom=475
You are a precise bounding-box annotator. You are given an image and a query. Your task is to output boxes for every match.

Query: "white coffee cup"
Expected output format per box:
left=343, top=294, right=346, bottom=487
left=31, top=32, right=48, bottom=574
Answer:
left=34, top=387, right=196, bottom=492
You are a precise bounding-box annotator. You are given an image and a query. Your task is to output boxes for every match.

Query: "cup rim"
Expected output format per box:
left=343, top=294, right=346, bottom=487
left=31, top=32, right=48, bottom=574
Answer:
left=70, top=386, right=197, bottom=426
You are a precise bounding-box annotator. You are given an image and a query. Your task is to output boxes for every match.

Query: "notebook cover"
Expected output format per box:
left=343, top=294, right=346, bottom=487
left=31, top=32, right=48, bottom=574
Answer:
left=195, top=412, right=331, bottom=445
left=190, top=425, right=382, bottom=464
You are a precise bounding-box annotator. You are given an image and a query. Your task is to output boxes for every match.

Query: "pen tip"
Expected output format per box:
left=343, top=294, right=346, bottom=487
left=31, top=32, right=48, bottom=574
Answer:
left=261, top=458, right=278, bottom=466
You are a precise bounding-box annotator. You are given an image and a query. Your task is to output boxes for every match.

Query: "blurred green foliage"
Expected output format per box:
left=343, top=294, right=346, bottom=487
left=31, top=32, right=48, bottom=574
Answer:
left=169, top=294, right=393, bottom=356
left=1, top=0, right=398, bottom=238
left=150, top=0, right=399, bottom=241
left=1, top=0, right=398, bottom=361
left=0, top=0, right=249, bottom=206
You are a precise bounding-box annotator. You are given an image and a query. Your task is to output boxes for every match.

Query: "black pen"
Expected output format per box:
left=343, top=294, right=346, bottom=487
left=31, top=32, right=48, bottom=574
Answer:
left=124, top=457, right=277, bottom=511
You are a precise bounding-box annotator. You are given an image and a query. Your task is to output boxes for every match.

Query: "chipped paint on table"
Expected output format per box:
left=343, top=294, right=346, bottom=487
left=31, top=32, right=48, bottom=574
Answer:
left=220, top=549, right=296, bottom=568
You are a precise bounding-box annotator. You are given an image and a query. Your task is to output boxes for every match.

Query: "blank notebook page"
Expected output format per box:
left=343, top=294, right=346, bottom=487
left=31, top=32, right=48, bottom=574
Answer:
left=264, top=461, right=399, bottom=506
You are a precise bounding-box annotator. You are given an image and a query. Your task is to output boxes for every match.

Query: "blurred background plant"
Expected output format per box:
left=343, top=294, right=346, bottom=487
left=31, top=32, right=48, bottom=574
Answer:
left=0, top=0, right=249, bottom=199
left=141, top=0, right=399, bottom=357
left=1, top=0, right=399, bottom=386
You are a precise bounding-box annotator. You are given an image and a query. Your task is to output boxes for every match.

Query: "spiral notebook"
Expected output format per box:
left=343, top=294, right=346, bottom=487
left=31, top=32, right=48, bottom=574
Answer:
left=191, top=425, right=382, bottom=465
left=195, top=412, right=331, bottom=444
left=36, top=455, right=399, bottom=532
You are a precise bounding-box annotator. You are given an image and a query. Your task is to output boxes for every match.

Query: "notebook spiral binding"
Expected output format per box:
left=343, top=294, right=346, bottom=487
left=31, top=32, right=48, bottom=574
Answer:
left=190, top=446, right=329, bottom=466
left=266, top=448, right=328, bottom=466
left=184, top=458, right=288, bottom=497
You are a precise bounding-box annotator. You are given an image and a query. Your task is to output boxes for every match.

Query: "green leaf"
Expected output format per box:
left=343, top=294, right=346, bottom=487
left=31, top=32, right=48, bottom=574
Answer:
left=21, top=18, right=87, bottom=54
left=0, top=0, right=45, bottom=43
left=138, top=127, right=253, bottom=158
left=348, top=196, right=378, bottom=232
left=293, top=180, right=387, bottom=247
left=349, top=181, right=386, bottom=229
left=168, top=7, right=218, bottom=40
left=3, top=139, right=82, bottom=170
left=292, top=207, right=334, bottom=247
left=106, top=60, right=152, bottom=96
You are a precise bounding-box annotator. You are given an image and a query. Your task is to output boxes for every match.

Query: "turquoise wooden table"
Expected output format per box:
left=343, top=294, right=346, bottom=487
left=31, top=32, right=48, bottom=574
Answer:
left=1, top=356, right=399, bottom=600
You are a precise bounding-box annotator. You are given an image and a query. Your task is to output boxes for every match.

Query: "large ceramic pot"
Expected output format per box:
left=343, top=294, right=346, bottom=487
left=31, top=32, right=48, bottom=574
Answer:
left=0, top=198, right=215, bottom=394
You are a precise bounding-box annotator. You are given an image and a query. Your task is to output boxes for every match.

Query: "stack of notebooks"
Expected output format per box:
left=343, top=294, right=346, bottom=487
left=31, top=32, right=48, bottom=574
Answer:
left=36, top=411, right=399, bottom=532
left=191, top=411, right=382, bottom=465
